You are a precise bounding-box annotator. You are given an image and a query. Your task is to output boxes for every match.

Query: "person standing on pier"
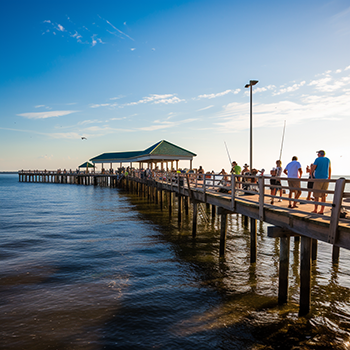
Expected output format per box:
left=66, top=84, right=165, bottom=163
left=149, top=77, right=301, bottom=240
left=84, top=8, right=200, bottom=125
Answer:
left=284, top=156, right=302, bottom=208
left=310, top=150, right=331, bottom=214
left=230, top=161, right=241, bottom=188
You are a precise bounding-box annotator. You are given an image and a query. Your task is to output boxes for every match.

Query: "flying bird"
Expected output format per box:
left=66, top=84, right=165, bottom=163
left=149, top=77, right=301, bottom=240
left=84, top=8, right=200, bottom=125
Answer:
left=81, top=137, right=87, bottom=140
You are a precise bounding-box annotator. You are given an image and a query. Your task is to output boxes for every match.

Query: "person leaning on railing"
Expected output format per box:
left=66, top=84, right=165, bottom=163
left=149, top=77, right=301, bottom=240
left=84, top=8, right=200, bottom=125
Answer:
left=310, top=150, right=331, bottom=215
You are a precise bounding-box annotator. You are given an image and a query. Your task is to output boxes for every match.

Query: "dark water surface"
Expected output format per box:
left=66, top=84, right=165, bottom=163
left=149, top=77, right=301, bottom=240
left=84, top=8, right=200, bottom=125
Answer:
left=1, top=174, right=350, bottom=349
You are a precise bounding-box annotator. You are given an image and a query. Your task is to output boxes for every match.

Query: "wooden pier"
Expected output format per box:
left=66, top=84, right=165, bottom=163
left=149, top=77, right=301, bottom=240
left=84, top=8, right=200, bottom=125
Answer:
left=18, top=170, right=350, bottom=316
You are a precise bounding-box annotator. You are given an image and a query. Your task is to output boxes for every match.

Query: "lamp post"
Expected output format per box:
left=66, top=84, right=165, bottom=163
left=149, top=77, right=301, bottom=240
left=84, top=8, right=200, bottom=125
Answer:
left=245, top=80, right=259, bottom=171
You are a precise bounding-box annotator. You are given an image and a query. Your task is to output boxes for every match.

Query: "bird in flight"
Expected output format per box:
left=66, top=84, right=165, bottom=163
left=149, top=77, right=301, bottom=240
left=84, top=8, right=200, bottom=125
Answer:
left=81, top=137, right=87, bottom=140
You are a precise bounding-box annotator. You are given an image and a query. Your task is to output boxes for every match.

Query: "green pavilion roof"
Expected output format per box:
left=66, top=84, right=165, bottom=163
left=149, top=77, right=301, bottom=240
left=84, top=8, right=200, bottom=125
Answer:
left=89, top=140, right=196, bottom=164
left=78, top=162, right=95, bottom=168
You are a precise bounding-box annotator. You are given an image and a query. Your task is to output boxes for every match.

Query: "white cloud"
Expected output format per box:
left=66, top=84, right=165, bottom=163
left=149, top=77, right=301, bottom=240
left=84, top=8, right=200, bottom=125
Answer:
left=125, top=94, right=184, bottom=106
left=213, top=90, right=350, bottom=133
left=197, top=89, right=237, bottom=100
left=78, top=119, right=103, bottom=125
left=50, top=132, right=82, bottom=139
left=272, top=81, right=305, bottom=96
left=197, top=105, right=214, bottom=112
left=17, top=110, right=78, bottom=119
left=110, top=95, right=125, bottom=100
left=57, top=24, right=65, bottom=32
left=138, top=118, right=197, bottom=131
left=35, top=105, right=45, bottom=108
left=308, top=76, right=350, bottom=92
left=345, top=65, right=350, bottom=71
left=89, top=103, right=111, bottom=108
left=98, top=15, right=135, bottom=41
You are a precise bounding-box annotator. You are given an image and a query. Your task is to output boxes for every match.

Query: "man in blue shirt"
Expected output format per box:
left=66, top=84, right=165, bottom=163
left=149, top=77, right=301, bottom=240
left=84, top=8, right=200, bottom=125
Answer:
left=311, top=150, right=331, bottom=214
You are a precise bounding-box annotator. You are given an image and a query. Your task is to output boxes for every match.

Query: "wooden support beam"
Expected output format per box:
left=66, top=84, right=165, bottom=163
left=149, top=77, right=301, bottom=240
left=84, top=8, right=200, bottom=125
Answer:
left=192, top=201, right=198, bottom=237
left=332, top=245, right=340, bottom=264
left=278, top=236, right=290, bottom=304
left=184, top=196, right=189, bottom=215
left=168, top=191, right=172, bottom=216
left=243, top=215, right=249, bottom=227
left=299, top=236, right=312, bottom=316
left=250, top=218, right=257, bottom=263
left=267, top=226, right=299, bottom=238
left=220, top=211, right=228, bottom=257
left=178, top=195, right=182, bottom=223
left=212, top=204, right=216, bottom=219
left=312, top=239, right=318, bottom=261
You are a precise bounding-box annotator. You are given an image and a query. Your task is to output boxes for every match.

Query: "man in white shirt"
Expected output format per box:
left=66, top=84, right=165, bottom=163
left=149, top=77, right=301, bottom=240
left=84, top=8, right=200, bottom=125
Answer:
left=283, top=156, right=303, bottom=208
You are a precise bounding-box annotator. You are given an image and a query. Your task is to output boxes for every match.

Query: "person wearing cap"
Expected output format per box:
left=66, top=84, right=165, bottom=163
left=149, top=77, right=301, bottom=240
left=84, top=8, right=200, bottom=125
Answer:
left=284, top=156, right=303, bottom=208
left=310, top=150, right=331, bottom=214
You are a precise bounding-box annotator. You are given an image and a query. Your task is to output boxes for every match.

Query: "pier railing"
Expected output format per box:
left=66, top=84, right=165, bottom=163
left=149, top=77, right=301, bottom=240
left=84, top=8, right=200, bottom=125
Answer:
left=129, top=170, right=350, bottom=230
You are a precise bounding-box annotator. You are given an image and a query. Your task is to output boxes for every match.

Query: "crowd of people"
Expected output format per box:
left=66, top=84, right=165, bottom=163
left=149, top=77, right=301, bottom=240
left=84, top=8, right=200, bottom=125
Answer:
left=215, top=150, right=331, bottom=214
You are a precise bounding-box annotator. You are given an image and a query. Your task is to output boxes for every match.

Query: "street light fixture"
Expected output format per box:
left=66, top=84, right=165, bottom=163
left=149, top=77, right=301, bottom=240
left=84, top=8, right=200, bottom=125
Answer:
left=245, top=80, right=259, bottom=171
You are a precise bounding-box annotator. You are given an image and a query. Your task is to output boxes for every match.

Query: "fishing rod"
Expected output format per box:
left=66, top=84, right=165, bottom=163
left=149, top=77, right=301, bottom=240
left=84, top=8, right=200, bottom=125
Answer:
left=224, top=141, right=232, bottom=167
left=279, top=120, right=286, bottom=161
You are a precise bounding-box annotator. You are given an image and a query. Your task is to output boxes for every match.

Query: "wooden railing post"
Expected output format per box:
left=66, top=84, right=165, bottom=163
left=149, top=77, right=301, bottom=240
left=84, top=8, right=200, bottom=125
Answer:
left=231, top=174, right=236, bottom=211
left=258, top=177, right=264, bottom=221
left=328, top=178, right=346, bottom=245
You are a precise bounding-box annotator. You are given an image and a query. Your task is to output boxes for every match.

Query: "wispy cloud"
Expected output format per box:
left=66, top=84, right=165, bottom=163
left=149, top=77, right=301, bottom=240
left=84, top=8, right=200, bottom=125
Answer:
left=17, top=110, right=78, bottom=119
left=197, top=105, right=214, bottom=111
left=213, top=65, right=350, bottom=132
left=98, top=15, right=135, bottom=41
left=138, top=118, right=197, bottom=131
left=196, top=89, right=240, bottom=100
left=124, top=94, right=185, bottom=106
left=272, top=82, right=305, bottom=96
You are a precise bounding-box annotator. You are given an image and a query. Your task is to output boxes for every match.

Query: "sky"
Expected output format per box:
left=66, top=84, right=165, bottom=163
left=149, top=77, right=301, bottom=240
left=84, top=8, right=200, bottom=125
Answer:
left=1, top=0, right=350, bottom=175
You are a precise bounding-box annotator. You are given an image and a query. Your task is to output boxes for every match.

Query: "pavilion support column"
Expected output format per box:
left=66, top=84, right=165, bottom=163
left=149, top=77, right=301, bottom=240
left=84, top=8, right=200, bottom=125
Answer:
left=176, top=160, right=179, bottom=170
left=299, top=236, right=312, bottom=317
left=192, top=201, right=198, bottom=238
left=190, top=159, right=192, bottom=170
left=279, top=236, right=290, bottom=304
left=250, top=218, right=257, bottom=264
left=219, top=208, right=228, bottom=257
left=171, top=161, right=174, bottom=171
left=212, top=205, right=216, bottom=219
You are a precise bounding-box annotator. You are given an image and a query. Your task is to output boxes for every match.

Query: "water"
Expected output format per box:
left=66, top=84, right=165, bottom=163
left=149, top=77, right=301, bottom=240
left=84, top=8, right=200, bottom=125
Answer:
left=1, top=174, right=350, bottom=349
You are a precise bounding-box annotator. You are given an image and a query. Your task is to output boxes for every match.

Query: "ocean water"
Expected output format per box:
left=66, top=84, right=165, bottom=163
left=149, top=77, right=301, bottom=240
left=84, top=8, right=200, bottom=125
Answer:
left=1, top=174, right=350, bottom=349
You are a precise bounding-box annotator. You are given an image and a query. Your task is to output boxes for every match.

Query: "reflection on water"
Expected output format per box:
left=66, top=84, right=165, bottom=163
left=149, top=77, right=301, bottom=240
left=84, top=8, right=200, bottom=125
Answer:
left=1, top=174, right=350, bottom=349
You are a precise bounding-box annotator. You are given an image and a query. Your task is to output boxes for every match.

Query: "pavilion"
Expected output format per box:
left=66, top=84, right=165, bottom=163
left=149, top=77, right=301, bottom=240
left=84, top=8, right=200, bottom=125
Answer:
left=89, top=140, right=196, bottom=171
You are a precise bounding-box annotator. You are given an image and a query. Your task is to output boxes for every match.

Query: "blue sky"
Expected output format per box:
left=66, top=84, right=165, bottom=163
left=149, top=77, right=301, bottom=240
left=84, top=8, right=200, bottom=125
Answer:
left=1, top=0, right=350, bottom=174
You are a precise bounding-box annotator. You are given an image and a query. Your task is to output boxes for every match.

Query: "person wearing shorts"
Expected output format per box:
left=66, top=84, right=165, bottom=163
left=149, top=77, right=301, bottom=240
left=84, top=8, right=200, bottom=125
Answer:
left=283, top=156, right=303, bottom=208
left=311, top=150, right=331, bottom=214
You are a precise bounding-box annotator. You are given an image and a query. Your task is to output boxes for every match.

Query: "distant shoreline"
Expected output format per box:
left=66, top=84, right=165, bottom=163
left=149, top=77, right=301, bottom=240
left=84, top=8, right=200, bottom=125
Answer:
left=0, top=171, right=18, bottom=174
